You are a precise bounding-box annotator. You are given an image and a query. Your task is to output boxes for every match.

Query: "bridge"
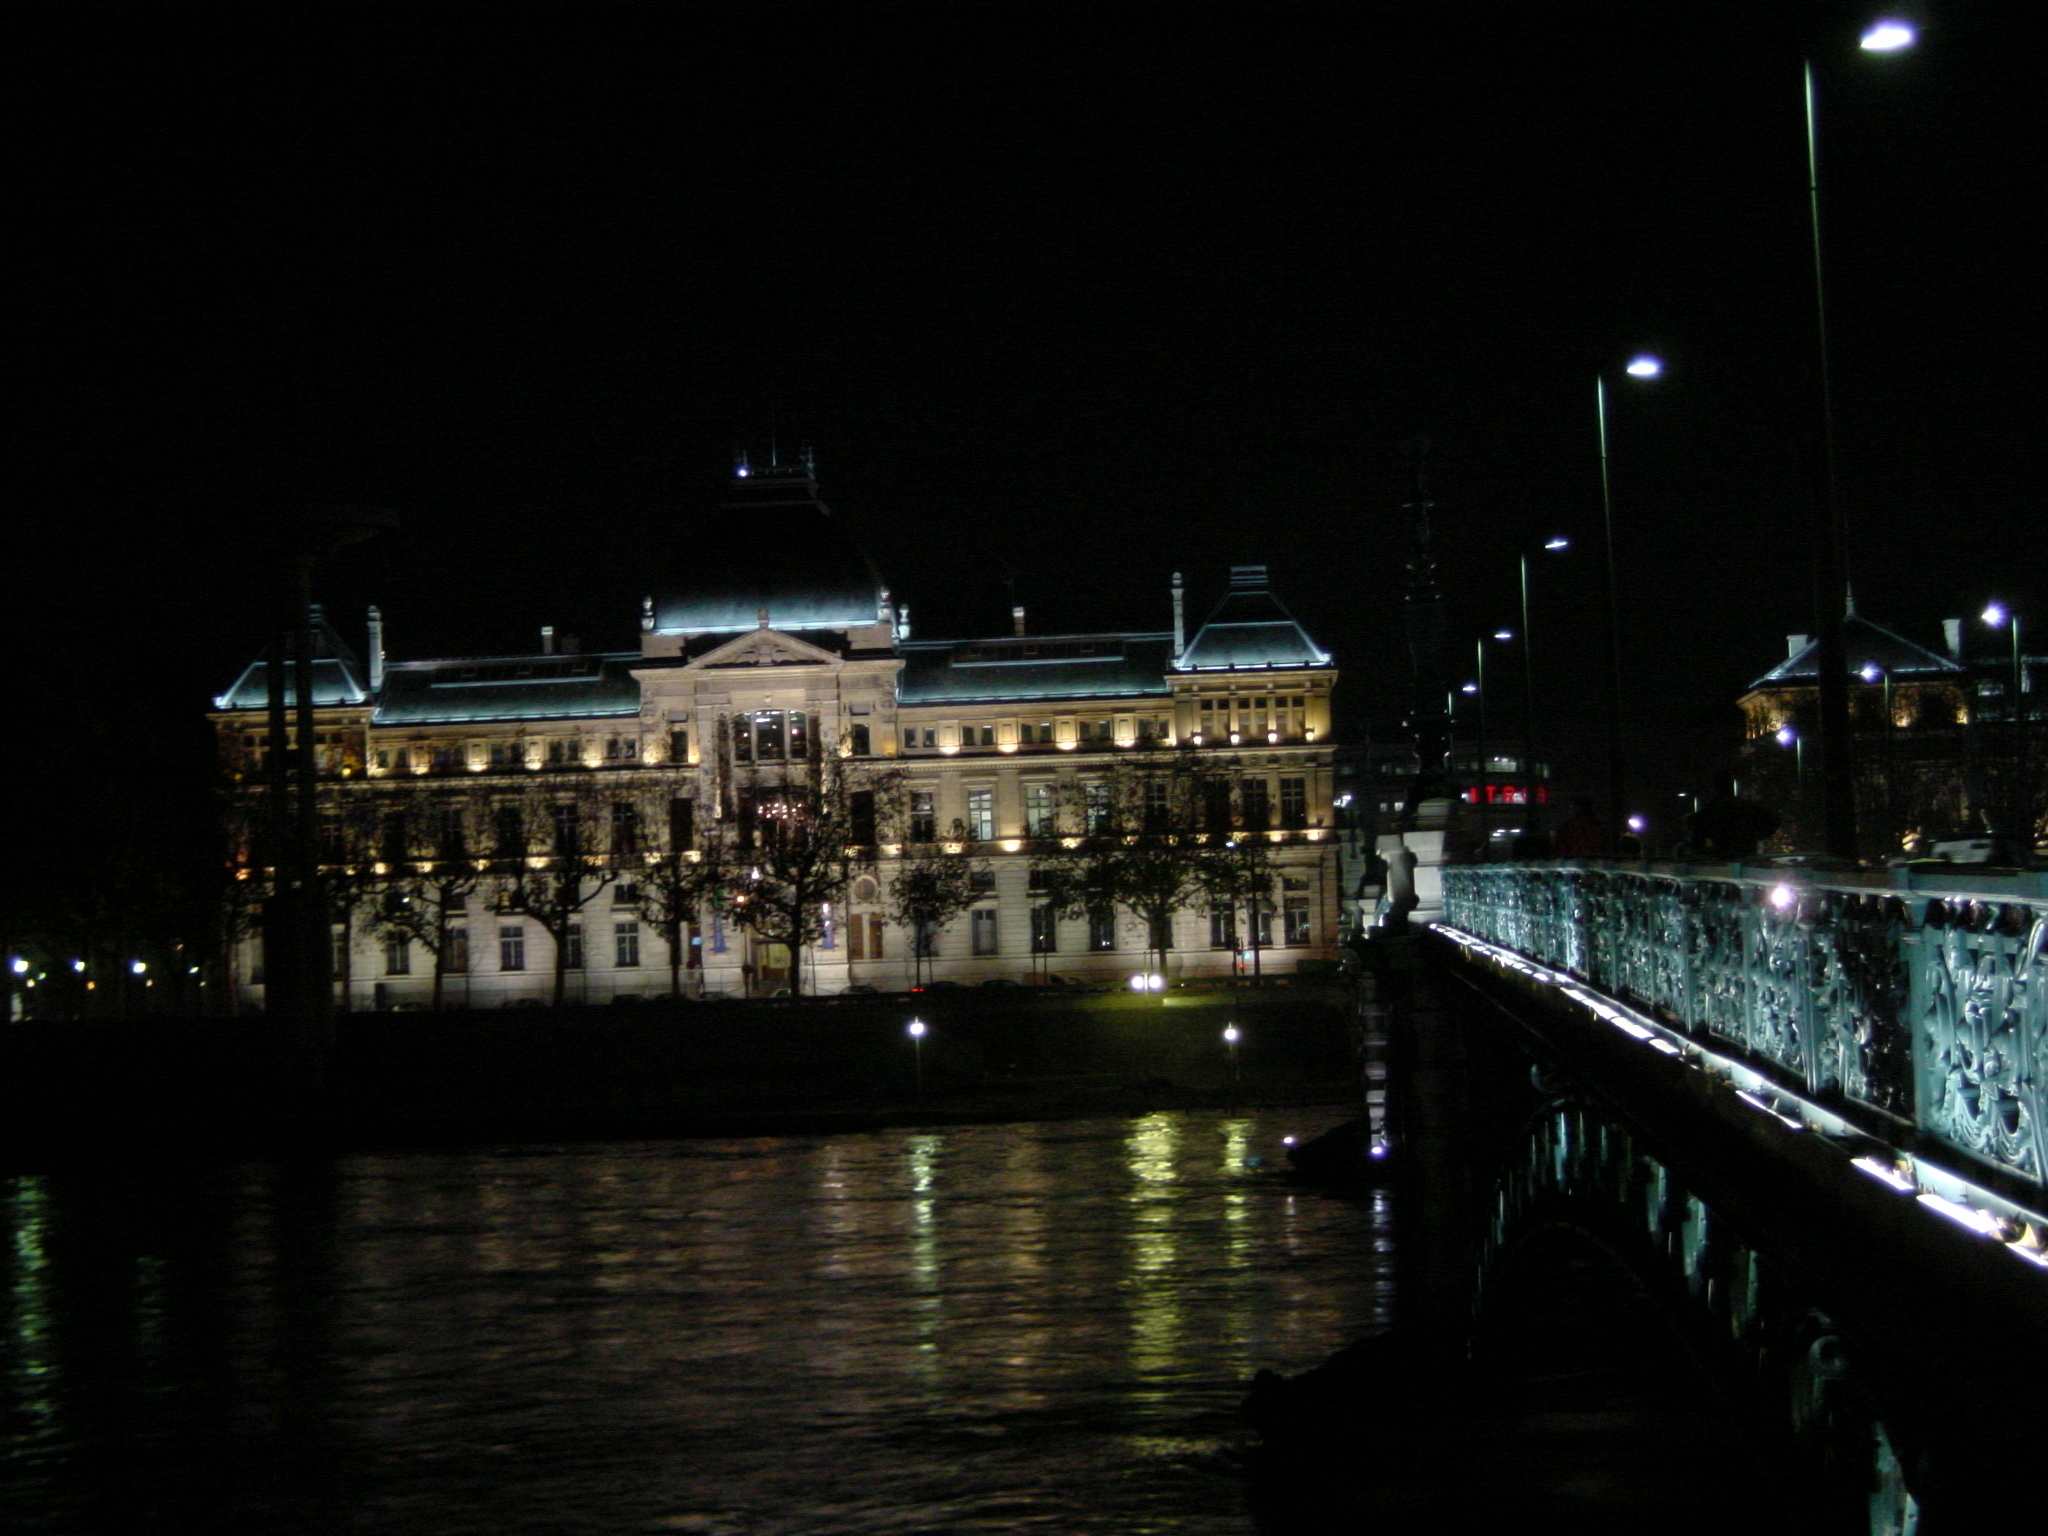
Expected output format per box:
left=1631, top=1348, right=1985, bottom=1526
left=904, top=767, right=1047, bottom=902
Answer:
left=1262, top=860, right=2045, bottom=1532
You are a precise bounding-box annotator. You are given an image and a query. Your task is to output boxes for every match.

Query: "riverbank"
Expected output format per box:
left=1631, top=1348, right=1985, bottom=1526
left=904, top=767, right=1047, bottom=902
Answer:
left=2, top=987, right=1359, bottom=1163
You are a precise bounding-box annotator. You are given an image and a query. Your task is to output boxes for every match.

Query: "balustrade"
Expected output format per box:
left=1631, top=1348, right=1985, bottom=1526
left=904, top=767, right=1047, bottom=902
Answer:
left=1441, top=862, right=2048, bottom=1195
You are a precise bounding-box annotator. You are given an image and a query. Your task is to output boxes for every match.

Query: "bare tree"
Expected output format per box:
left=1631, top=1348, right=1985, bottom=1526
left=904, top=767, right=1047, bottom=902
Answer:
left=887, top=839, right=984, bottom=988
left=317, top=789, right=390, bottom=1011
left=492, top=773, right=620, bottom=1007
left=1037, top=747, right=1213, bottom=984
left=631, top=770, right=733, bottom=998
left=724, top=730, right=901, bottom=998
left=1197, top=779, right=1282, bottom=981
left=375, top=792, right=483, bottom=1010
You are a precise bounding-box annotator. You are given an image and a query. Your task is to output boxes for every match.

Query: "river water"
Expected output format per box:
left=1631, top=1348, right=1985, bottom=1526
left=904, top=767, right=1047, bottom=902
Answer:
left=4, top=1110, right=1389, bottom=1535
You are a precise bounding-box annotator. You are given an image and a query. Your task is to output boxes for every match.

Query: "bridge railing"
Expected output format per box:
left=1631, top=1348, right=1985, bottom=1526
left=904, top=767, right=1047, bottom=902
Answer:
left=1440, top=861, right=2048, bottom=1199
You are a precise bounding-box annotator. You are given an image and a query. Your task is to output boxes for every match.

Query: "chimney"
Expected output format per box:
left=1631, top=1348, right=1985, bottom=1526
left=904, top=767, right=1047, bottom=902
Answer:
left=1171, top=572, right=1186, bottom=655
left=1943, top=618, right=1963, bottom=658
left=1012, top=605, right=1027, bottom=637
left=1786, top=633, right=1810, bottom=661
left=541, top=624, right=555, bottom=656
left=366, top=605, right=384, bottom=692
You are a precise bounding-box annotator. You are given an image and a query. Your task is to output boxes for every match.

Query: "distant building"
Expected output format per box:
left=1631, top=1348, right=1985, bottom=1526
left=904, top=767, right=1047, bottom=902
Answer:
left=212, top=461, right=1344, bottom=1005
left=1735, top=612, right=2043, bottom=859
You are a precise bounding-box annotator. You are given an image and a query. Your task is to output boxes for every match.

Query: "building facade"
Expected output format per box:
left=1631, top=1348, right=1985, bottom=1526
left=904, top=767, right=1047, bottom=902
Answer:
left=213, top=463, right=1344, bottom=1005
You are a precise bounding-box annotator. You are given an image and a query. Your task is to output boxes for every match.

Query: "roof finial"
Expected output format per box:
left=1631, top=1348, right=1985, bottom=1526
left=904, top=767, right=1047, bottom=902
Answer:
left=757, top=603, right=770, bottom=630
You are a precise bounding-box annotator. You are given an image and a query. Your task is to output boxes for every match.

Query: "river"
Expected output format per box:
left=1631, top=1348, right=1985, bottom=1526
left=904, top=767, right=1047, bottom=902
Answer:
left=4, top=1109, right=1389, bottom=1534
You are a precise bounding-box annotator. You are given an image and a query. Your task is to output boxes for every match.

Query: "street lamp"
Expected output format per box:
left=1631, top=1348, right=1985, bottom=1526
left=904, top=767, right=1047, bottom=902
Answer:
left=1596, top=357, right=1663, bottom=846
left=907, top=1017, right=927, bottom=1100
left=1982, top=604, right=2023, bottom=722
left=1519, top=537, right=1571, bottom=839
left=1222, top=1023, right=1241, bottom=1083
left=1803, top=20, right=1917, bottom=861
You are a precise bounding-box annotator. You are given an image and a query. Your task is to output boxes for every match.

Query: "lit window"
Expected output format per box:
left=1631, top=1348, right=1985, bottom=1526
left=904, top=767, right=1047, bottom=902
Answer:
left=384, top=934, right=412, bottom=975
left=971, top=907, right=998, bottom=955
left=615, top=921, right=640, bottom=968
left=1284, top=898, right=1311, bottom=946
left=967, top=788, right=994, bottom=842
left=1089, top=908, right=1116, bottom=951
left=500, top=926, right=526, bottom=972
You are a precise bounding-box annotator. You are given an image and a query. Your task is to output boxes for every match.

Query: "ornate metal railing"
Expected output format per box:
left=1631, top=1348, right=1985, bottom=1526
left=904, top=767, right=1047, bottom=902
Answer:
left=1441, top=862, right=2048, bottom=1196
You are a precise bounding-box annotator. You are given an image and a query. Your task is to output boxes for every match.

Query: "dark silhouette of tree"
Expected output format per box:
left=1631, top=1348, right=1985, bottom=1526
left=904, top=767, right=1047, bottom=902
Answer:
left=631, top=771, right=733, bottom=998
left=492, top=774, right=619, bottom=1007
left=723, top=730, right=902, bottom=998
left=1037, top=747, right=1213, bottom=985
left=375, top=793, right=483, bottom=1010
left=887, top=839, right=985, bottom=988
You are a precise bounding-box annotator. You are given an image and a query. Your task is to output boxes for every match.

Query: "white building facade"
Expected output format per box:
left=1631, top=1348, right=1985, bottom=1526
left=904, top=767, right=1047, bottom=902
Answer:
left=214, top=463, right=1343, bottom=1005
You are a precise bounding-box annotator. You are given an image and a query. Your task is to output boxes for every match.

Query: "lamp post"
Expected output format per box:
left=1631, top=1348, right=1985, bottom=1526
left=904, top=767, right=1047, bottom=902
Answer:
left=1596, top=356, right=1662, bottom=845
left=1982, top=603, right=2028, bottom=846
left=1804, top=19, right=1917, bottom=861
left=907, top=1017, right=927, bottom=1101
left=1861, top=662, right=1895, bottom=836
left=1519, top=537, right=1569, bottom=841
left=1223, top=1023, right=1241, bottom=1084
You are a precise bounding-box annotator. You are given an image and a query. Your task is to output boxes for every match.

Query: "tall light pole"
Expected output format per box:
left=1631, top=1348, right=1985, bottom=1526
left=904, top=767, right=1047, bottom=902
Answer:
left=1982, top=603, right=2028, bottom=845
left=1596, top=356, right=1662, bottom=846
left=1804, top=18, right=1917, bottom=862
left=1519, top=536, right=1570, bottom=839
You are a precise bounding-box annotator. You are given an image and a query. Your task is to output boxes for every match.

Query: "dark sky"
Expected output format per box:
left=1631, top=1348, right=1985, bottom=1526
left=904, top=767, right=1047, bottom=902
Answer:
left=19, top=0, right=2044, bottom=823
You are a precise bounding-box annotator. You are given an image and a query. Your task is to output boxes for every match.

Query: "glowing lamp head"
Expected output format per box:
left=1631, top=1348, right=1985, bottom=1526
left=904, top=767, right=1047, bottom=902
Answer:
left=1222, top=1025, right=1241, bottom=1044
left=1625, top=355, right=1662, bottom=379
left=130, top=960, right=147, bottom=975
left=9, top=957, right=26, bottom=975
left=1770, top=884, right=1797, bottom=911
left=1544, top=536, right=1570, bottom=550
left=1627, top=816, right=1646, bottom=834
left=1775, top=726, right=1796, bottom=747
left=1860, top=19, right=1916, bottom=52
left=907, top=1019, right=927, bottom=1039
left=1982, top=603, right=2008, bottom=628
left=1493, top=629, right=1513, bottom=642
left=1461, top=682, right=1478, bottom=695
left=1860, top=663, right=1882, bottom=682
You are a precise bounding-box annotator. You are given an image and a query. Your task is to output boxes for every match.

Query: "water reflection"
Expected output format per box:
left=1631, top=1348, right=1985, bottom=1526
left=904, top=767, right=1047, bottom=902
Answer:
left=2, top=1110, right=1386, bottom=1534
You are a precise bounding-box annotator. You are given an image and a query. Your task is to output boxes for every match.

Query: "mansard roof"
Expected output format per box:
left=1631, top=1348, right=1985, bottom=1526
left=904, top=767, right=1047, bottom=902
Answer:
left=214, top=606, right=372, bottom=710
left=649, top=462, right=888, bottom=635
left=1747, top=615, right=1967, bottom=691
left=1175, top=565, right=1331, bottom=672
left=373, top=653, right=643, bottom=725
left=898, top=633, right=1177, bottom=704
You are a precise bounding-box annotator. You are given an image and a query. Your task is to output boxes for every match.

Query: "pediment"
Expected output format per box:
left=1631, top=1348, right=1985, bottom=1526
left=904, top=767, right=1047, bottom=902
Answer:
left=688, top=627, right=842, bottom=670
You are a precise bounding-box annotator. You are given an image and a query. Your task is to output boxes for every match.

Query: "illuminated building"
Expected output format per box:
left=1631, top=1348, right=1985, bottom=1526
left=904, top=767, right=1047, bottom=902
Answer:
left=212, top=461, right=1342, bottom=1004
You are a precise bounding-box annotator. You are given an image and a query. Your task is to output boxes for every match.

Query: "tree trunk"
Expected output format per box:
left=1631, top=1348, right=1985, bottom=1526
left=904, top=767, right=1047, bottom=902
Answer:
left=430, top=915, right=447, bottom=1011
left=667, top=918, right=683, bottom=999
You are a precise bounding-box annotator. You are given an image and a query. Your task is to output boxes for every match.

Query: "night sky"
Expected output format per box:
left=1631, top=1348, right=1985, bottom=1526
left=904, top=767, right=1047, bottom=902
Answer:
left=18, top=1, right=2043, bottom=844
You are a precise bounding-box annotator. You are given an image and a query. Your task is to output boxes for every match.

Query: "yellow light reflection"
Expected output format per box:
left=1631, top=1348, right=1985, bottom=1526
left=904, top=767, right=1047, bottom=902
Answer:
left=1124, top=1113, right=1181, bottom=1376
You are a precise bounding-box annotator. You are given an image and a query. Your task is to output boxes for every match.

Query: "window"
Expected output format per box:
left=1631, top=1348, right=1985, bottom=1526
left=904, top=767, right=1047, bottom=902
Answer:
left=432, top=743, right=464, bottom=772
left=550, top=803, right=583, bottom=858
left=384, top=934, right=412, bottom=975
left=614, top=882, right=641, bottom=906
left=1031, top=904, right=1058, bottom=954
left=1149, top=914, right=1172, bottom=954
left=493, top=806, right=525, bottom=860
left=976, top=724, right=996, bottom=747
left=915, top=923, right=938, bottom=958
left=1280, top=777, right=1308, bottom=830
left=615, top=921, right=640, bottom=968
left=969, top=869, right=997, bottom=896
left=850, top=790, right=878, bottom=846
left=1204, top=781, right=1233, bottom=834
left=849, top=722, right=871, bottom=757
left=1089, top=908, right=1117, bottom=951
left=1024, top=782, right=1056, bottom=838
left=788, top=711, right=810, bottom=760
left=966, top=788, right=994, bottom=841
left=500, top=925, right=526, bottom=971
left=489, top=740, right=523, bottom=769
left=446, top=926, right=470, bottom=974
left=1209, top=910, right=1237, bottom=949
left=868, top=916, right=886, bottom=959
left=1084, top=783, right=1113, bottom=835
left=331, top=928, right=348, bottom=973
left=910, top=790, right=937, bottom=843
left=753, top=712, right=784, bottom=760
left=1142, top=778, right=1170, bottom=832
left=1284, top=898, right=1311, bottom=946
left=564, top=925, right=584, bottom=970
left=670, top=797, right=695, bottom=852
left=971, top=907, right=998, bottom=955
left=547, top=737, right=577, bottom=765
left=902, top=727, right=917, bottom=752
left=923, top=727, right=938, bottom=749
left=1241, top=778, right=1271, bottom=830
left=611, top=801, right=641, bottom=855
left=668, top=727, right=690, bottom=763
left=849, top=919, right=867, bottom=961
